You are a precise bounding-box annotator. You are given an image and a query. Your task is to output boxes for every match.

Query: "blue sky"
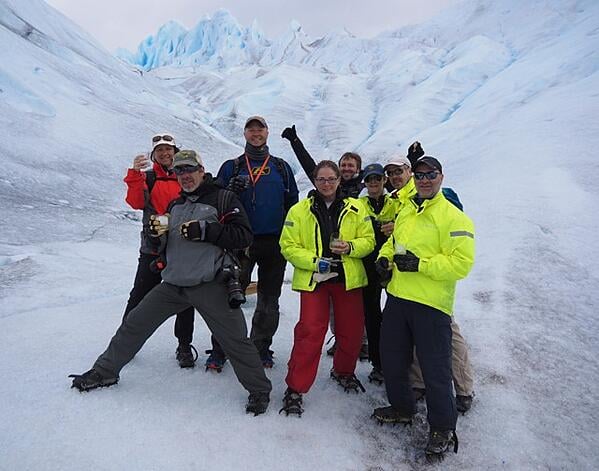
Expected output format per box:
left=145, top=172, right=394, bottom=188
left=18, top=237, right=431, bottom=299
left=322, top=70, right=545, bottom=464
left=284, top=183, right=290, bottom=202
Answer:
left=46, top=0, right=461, bottom=52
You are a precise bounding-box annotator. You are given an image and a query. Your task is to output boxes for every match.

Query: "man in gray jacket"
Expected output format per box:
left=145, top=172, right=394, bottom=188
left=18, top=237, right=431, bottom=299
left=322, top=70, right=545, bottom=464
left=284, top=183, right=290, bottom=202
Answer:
left=69, top=150, right=272, bottom=415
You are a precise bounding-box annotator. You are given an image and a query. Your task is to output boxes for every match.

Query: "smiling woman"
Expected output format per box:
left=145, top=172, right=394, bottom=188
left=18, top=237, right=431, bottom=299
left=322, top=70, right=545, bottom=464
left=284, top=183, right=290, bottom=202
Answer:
left=278, top=159, right=376, bottom=416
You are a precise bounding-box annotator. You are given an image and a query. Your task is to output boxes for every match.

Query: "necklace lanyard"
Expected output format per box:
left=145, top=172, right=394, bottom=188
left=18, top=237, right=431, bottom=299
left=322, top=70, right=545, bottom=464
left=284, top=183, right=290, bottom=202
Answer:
left=245, top=154, right=270, bottom=186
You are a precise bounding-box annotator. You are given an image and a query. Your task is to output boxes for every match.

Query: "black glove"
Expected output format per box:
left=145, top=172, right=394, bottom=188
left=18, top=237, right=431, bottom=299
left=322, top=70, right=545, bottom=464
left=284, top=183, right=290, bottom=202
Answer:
left=393, top=250, right=420, bottom=272
left=407, top=141, right=424, bottom=166
left=149, top=257, right=166, bottom=273
left=226, top=175, right=250, bottom=194
left=281, top=125, right=297, bottom=141
left=375, top=258, right=392, bottom=283
left=180, top=220, right=206, bottom=241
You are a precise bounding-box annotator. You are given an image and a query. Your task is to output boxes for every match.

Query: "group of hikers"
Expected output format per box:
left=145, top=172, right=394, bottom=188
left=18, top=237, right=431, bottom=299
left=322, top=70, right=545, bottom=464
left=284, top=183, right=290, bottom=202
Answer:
left=69, top=115, right=475, bottom=462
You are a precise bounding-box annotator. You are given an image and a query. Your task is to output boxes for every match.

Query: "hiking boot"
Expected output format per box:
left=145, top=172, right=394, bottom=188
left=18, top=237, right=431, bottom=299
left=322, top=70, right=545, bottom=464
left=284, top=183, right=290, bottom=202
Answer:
left=260, top=349, right=274, bottom=368
left=359, top=343, right=369, bottom=362
left=279, top=388, right=304, bottom=417
left=367, top=366, right=384, bottom=385
left=330, top=369, right=366, bottom=393
left=326, top=339, right=336, bottom=356
left=176, top=344, right=198, bottom=368
left=246, top=392, right=270, bottom=416
left=413, top=387, right=426, bottom=401
left=425, top=429, right=458, bottom=462
left=204, top=349, right=227, bottom=373
left=456, top=393, right=474, bottom=414
left=371, top=405, right=412, bottom=425
left=69, top=368, right=119, bottom=392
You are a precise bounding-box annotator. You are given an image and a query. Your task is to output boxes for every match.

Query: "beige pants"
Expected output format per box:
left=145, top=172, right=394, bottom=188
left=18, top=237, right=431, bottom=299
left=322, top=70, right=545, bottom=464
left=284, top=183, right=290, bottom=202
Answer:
left=409, top=319, right=473, bottom=396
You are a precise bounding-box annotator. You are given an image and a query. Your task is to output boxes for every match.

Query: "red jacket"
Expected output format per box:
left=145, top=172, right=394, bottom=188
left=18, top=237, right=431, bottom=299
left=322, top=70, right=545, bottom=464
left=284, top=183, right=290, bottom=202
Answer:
left=124, top=163, right=180, bottom=215
left=124, top=163, right=181, bottom=254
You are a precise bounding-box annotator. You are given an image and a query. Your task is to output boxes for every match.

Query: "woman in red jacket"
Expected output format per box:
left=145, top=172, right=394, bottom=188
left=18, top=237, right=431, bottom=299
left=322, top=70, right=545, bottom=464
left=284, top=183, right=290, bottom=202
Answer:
left=122, top=133, right=197, bottom=368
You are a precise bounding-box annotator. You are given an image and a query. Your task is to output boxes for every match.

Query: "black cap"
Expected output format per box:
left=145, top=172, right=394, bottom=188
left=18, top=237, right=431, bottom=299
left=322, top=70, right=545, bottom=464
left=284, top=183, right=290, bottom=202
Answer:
left=413, top=156, right=442, bottom=173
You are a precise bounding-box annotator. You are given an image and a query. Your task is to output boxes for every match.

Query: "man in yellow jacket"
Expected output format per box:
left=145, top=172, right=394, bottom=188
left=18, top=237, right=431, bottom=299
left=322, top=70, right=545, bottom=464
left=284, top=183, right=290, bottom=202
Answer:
left=372, top=156, right=475, bottom=461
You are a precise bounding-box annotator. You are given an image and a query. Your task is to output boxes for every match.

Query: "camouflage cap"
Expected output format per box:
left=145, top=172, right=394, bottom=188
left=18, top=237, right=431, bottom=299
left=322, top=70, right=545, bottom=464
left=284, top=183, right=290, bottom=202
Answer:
left=172, top=150, right=203, bottom=168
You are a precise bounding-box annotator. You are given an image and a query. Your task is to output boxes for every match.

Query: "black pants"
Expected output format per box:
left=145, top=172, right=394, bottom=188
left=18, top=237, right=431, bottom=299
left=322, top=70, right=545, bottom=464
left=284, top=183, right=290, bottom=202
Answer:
left=362, top=258, right=383, bottom=369
left=380, top=295, right=457, bottom=431
left=212, top=235, right=286, bottom=356
left=123, top=253, right=195, bottom=345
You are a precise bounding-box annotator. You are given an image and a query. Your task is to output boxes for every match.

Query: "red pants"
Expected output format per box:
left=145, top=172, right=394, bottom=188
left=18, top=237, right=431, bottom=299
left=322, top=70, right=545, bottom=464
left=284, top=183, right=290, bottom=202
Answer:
left=285, top=284, right=364, bottom=393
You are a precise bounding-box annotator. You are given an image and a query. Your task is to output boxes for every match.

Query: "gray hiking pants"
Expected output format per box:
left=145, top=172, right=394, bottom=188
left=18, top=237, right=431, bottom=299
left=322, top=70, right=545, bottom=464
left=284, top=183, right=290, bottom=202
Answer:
left=409, top=319, right=473, bottom=396
left=94, top=281, right=271, bottom=394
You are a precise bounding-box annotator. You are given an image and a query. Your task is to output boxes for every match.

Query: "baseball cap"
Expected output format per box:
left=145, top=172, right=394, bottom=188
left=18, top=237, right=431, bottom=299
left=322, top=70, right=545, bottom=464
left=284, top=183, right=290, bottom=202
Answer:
left=244, top=116, right=268, bottom=129
left=362, top=163, right=385, bottom=180
left=172, top=150, right=203, bottom=168
left=384, top=155, right=411, bottom=171
left=413, top=156, right=442, bottom=173
left=151, top=133, right=178, bottom=150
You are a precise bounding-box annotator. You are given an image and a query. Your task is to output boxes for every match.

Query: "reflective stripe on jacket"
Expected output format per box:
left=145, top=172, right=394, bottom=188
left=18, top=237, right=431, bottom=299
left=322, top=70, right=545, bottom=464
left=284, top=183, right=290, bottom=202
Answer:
left=280, top=196, right=375, bottom=292
left=378, top=191, right=475, bottom=315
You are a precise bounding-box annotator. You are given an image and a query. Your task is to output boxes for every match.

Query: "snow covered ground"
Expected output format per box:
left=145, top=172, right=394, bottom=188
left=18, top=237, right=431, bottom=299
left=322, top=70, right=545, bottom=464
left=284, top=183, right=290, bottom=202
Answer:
left=1, top=0, right=599, bottom=469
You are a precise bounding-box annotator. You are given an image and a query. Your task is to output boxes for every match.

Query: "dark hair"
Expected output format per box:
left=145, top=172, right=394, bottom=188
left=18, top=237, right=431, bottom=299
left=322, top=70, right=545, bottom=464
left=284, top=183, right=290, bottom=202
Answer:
left=313, top=160, right=340, bottom=180
left=338, top=152, right=362, bottom=171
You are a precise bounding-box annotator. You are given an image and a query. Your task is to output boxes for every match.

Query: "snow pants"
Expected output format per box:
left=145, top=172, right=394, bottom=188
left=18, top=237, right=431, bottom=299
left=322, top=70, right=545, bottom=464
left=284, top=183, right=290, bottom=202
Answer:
left=95, top=281, right=271, bottom=394
left=211, top=235, right=286, bottom=356
left=123, top=252, right=195, bottom=345
left=409, top=320, right=474, bottom=396
left=286, top=283, right=364, bottom=393
left=380, top=295, right=457, bottom=431
left=362, top=257, right=383, bottom=368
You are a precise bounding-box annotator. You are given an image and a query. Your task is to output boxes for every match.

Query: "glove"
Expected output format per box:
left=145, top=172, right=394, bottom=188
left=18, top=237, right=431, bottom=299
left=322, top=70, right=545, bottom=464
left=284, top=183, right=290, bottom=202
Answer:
left=149, top=257, right=166, bottom=273
left=149, top=214, right=169, bottom=237
left=375, top=258, right=392, bottom=284
left=393, top=250, right=420, bottom=272
left=407, top=141, right=424, bottom=165
left=180, top=220, right=206, bottom=241
left=226, top=175, right=250, bottom=194
left=281, top=125, right=297, bottom=141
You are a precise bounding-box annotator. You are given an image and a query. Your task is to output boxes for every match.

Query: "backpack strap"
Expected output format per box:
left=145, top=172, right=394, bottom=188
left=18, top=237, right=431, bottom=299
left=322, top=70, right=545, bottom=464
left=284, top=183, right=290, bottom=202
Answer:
left=231, top=155, right=245, bottom=179
left=145, top=170, right=157, bottom=193
left=216, top=189, right=235, bottom=221
left=271, top=156, right=290, bottom=193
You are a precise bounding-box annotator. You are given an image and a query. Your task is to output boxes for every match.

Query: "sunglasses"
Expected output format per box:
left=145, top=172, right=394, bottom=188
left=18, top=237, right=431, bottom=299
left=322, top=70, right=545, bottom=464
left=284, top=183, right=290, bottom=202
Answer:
left=173, top=165, right=203, bottom=175
left=386, top=167, right=408, bottom=177
left=152, top=134, right=174, bottom=143
left=314, top=177, right=340, bottom=184
left=365, top=175, right=383, bottom=183
left=413, top=171, right=440, bottom=181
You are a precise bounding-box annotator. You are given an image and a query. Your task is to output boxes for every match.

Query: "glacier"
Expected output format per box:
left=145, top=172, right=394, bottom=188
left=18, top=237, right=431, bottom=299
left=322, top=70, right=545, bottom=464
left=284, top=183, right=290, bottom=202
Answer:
left=1, top=0, right=599, bottom=469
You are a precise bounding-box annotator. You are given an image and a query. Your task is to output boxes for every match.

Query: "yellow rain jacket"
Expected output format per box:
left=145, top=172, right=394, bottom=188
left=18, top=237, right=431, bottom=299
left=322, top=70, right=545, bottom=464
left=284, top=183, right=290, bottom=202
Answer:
left=280, top=196, right=375, bottom=292
left=378, top=190, right=475, bottom=315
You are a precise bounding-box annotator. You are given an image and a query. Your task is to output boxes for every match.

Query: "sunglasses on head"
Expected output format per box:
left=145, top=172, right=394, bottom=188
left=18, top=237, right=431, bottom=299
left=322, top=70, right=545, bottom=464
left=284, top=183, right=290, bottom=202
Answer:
left=173, top=165, right=203, bottom=175
left=365, top=174, right=383, bottom=183
left=414, top=170, right=440, bottom=181
left=314, top=176, right=339, bottom=184
left=152, top=134, right=174, bottom=143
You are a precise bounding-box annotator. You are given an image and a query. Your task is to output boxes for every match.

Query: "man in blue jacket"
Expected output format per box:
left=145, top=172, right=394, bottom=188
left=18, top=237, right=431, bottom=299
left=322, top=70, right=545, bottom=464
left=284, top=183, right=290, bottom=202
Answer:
left=207, top=116, right=299, bottom=369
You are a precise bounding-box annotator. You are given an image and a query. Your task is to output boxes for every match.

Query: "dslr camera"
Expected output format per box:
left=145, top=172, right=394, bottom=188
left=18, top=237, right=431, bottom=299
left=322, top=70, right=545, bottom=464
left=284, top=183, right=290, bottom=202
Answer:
left=221, top=263, right=246, bottom=308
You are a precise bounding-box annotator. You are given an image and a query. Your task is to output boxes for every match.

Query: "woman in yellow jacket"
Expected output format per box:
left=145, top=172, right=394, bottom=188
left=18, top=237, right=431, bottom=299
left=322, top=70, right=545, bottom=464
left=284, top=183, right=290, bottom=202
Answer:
left=279, top=160, right=375, bottom=416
